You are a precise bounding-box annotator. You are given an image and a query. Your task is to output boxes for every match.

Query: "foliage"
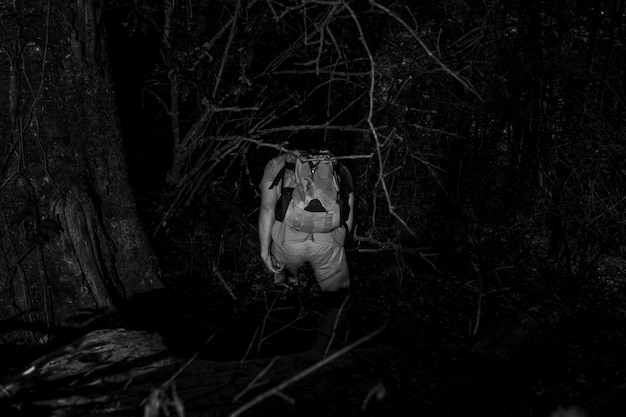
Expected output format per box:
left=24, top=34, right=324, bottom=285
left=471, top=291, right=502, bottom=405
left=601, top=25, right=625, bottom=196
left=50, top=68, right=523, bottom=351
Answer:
left=105, top=0, right=626, bottom=328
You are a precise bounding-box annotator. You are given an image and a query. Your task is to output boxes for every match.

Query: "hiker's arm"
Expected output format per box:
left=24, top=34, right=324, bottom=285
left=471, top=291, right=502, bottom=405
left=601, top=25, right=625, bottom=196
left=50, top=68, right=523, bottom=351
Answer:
left=259, top=180, right=281, bottom=273
left=346, top=192, right=355, bottom=232
left=339, top=164, right=355, bottom=234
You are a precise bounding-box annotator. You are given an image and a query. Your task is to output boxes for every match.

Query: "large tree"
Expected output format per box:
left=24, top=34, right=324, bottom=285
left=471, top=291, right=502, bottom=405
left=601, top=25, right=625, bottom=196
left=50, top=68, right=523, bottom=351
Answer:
left=0, top=0, right=162, bottom=337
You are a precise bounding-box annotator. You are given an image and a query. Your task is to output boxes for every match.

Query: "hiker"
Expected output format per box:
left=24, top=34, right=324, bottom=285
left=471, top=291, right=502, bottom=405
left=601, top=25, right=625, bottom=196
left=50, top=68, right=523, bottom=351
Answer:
left=258, top=150, right=354, bottom=352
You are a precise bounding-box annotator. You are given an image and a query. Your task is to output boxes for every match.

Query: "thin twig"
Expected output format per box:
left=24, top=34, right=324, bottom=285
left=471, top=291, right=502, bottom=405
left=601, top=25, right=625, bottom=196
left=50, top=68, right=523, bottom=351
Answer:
left=323, top=294, right=350, bottom=357
left=343, top=1, right=416, bottom=236
left=213, top=0, right=242, bottom=99
left=264, top=0, right=279, bottom=20
left=214, top=269, right=237, bottom=301
left=142, top=86, right=171, bottom=115
left=209, top=106, right=260, bottom=112
left=259, top=309, right=306, bottom=347
left=158, top=332, right=215, bottom=391
left=140, top=331, right=214, bottom=417
left=232, top=355, right=280, bottom=402
left=252, top=124, right=373, bottom=135
left=368, top=0, right=481, bottom=99
left=205, top=0, right=262, bottom=51
left=240, top=325, right=260, bottom=363
left=258, top=291, right=278, bottom=352
left=228, top=326, right=385, bottom=417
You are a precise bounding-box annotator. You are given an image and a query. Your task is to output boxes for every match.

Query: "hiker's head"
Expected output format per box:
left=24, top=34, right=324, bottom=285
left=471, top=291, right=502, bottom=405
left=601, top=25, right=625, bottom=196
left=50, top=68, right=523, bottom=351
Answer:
left=286, top=131, right=330, bottom=154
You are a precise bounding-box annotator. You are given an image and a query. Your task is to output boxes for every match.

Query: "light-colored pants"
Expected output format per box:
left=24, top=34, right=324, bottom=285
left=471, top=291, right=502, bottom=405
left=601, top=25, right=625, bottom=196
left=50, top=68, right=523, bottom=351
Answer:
left=271, top=223, right=349, bottom=292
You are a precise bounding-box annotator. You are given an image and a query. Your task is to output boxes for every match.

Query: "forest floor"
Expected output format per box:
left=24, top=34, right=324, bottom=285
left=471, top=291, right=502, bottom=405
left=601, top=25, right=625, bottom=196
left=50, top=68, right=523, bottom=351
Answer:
left=1, top=256, right=626, bottom=416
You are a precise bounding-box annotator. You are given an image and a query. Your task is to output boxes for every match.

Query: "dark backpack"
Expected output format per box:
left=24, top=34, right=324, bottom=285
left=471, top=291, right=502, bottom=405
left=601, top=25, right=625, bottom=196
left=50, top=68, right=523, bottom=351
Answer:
left=270, top=151, right=349, bottom=233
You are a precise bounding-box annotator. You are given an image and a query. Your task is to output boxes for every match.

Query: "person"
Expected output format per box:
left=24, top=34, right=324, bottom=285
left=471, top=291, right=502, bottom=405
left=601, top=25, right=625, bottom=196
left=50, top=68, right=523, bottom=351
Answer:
left=258, top=150, right=354, bottom=354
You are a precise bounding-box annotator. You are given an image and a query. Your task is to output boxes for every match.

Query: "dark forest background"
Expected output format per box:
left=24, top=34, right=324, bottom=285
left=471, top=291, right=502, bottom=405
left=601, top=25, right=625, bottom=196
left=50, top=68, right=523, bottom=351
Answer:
left=1, top=0, right=626, bottom=416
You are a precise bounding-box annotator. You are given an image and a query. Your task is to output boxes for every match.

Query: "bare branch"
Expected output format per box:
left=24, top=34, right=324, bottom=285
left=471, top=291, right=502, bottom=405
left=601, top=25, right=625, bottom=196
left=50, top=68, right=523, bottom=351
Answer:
left=228, top=326, right=385, bottom=417
left=232, top=356, right=280, bottom=403
left=213, top=0, right=242, bottom=99
left=343, top=1, right=416, bottom=236
left=252, top=124, right=372, bottom=135
left=368, top=0, right=482, bottom=100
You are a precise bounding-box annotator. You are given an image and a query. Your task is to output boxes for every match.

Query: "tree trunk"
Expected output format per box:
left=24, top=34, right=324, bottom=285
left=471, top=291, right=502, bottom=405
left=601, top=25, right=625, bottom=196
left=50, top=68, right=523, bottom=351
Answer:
left=0, top=0, right=162, bottom=338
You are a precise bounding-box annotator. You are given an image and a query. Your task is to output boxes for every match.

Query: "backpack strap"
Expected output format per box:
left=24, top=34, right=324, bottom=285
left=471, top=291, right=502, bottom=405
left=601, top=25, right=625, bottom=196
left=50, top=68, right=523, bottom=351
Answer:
left=271, top=156, right=296, bottom=221
left=268, top=165, right=285, bottom=190
left=269, top=156, right=296, bottom=189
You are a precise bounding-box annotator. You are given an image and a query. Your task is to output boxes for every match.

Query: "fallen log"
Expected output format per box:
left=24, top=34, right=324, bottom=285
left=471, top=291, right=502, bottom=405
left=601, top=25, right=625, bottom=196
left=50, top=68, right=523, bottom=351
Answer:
left=0, top=328, right=173, bottom=416
left=0, top=327, right=396, bottom=417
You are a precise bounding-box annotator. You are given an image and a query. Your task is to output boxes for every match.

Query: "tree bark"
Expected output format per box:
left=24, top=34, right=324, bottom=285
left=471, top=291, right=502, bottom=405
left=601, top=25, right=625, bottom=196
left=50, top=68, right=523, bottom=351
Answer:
left=0, top=0, right=162, bottom=338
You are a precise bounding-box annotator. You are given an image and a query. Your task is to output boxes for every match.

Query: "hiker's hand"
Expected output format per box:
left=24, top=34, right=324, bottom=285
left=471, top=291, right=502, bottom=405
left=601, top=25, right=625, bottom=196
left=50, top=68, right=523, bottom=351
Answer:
left=262, top=253, right=284, bottom=274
